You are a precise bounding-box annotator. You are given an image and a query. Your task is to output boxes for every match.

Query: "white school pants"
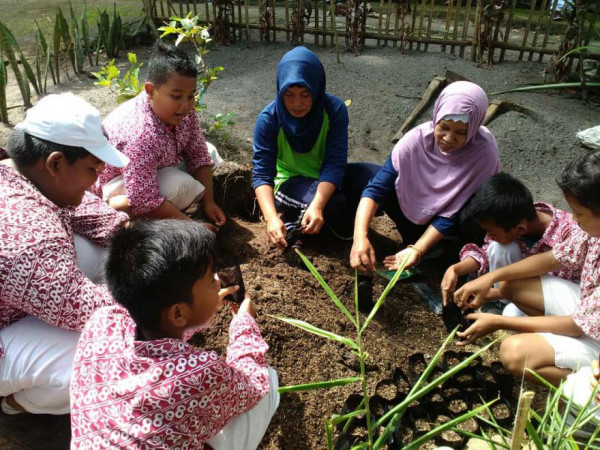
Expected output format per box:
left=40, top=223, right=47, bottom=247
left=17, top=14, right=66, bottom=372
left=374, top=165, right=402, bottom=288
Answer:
left=206, top=367, right=280, bottom=450
left=0, top=236, right=106, bottom=415
left=102, top=142, right=223, bottom=211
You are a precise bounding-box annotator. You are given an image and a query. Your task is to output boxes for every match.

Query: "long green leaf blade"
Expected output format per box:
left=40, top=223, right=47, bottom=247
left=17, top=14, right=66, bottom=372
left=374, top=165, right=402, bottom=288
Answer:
left=0, top=21, right=31, bottom=107
left=269, top=315, right=358, bottom=350
left=278, top=376, right=360, bottom=394
left=296, top=250, right=357, bottom=328
left=361, top=250, right=412, bottom=332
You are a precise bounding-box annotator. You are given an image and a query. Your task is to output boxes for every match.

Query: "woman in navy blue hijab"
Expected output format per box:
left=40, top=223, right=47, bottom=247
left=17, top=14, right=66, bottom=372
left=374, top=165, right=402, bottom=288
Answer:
left=252, top=47, right=376, bottom=248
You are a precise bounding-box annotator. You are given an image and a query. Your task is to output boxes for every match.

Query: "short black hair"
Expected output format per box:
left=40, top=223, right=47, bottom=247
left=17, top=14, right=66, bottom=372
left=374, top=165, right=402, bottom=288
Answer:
left=146, top=40, right=197, bottom=87
left=558, top=151, right=600, bottom=216
left=469, top=172, right=537, bottom=231
left=105, top=220, right=216, bottom=332
left=7, top=129, right=90, bottom=167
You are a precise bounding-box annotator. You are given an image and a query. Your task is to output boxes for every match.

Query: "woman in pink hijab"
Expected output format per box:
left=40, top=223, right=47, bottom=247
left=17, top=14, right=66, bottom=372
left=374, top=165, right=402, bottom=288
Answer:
left=350, top=81, right=500, bottom=272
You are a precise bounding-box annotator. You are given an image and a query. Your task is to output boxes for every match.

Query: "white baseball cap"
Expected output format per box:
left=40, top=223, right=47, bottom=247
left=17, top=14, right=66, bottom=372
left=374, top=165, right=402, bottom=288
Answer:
left=15, top=93, right=129, bottom=168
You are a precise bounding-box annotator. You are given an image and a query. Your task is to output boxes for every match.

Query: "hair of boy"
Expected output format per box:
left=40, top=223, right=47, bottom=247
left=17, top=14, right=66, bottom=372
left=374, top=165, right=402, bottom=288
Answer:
left=105, top=219, right=216, bottom=331
left=146, top=40, right=197, bottom=87
left=558, top=150, right=600, bottom=216
left=469, top=172, right=537, bottom=231
left=6, top=129, right=90, bottom=168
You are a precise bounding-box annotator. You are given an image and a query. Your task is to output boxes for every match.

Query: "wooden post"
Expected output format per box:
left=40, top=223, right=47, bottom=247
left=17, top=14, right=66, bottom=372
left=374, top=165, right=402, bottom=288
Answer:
left=322, top=0, right=327, bottom=47
left=193, top=0, right=198, bottom=17
left=528, top=0, right=548, bottom=61
left=231, top=2, right=236, bottom=42
left=212, top=0, right=217, bottom=30
left=425, top=0, right=434, bottom=52
left=160, top=0, right=165, bottom=17
left=244, top=0, right=250, bottom=44
left=451, top=0, right=461, bottom=54
left=385, top=0, right=393, bottom=46
left=417, top=0, right=427, bottom=51
left=442, top=0, right=453, bottom=53
left=500, top=0, right=516, bottom=62
left=584, top=1, right=599, bottom=47
left=393, top=2, right=400, bottom=48
left=272, top=0, right=276, bottom=42
left=518, top=0, right=536, bottom=61
left=538, top=0, right=558, bottom=62
left=470, top=0, right=481, bottom=62
left=459, top=0, right=472, bottom=58
left=488, top=3, right=503, bottom=64
left=409, top=0, right=418, bottom=51
left=285, top=0, right=290, bottom=41
left=511, top=391, right=534, bottom=450
left=205, top=0, right=210, bottom=24
left=377, top=0, right=384, bottom=46
left=178, top=0, right=184, bottom=17
left=315, top=0, right=320, bottom=44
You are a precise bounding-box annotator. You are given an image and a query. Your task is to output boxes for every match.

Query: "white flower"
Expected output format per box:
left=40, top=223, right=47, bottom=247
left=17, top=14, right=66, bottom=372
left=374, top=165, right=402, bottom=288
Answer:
left=200, top=29, right=210, bottom=40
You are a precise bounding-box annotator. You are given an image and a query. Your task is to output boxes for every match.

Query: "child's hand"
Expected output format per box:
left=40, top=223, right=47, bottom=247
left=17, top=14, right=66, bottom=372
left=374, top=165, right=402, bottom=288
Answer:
left=454, top=275, right=494, bottom=310
left=590, top=359, right=600, bottom=404
left=441, top=265, right=459, bottom=306
left=456, top=312, right=501, bottom=345
left=237, top=297, right=258, bottom=318
left=350, top=236, right=376, bottom=273
left=219, top=284, right=240, bottom=303
left=203, top=200, right=227, bottom=227
left=301, top=203, right=325, bottom=235
left=383, top=247, right=419, bottom=271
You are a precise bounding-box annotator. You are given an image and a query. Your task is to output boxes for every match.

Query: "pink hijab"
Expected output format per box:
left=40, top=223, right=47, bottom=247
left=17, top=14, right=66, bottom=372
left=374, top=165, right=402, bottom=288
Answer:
left=391, top=81, right=500, bottom=225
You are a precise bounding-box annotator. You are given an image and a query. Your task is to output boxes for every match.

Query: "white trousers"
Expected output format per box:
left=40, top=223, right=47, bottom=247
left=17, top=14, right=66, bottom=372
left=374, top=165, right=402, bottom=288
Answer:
left=206, top=367, right=280, bottom=450
left=102, top=142, right=223, bottom=211
left=486, top=241, right=528, bottom=317
left=0, top=317, right=80, bottom=415
left=0, top=236, right=106, bottom=415
left=563, top=366, right=600, bottom=421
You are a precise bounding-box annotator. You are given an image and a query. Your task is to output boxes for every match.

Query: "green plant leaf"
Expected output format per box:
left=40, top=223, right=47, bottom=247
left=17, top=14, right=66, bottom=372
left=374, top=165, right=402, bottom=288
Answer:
left=0, top=21, right=31, bottom=107
left=268, top=315, right=359, bottom=350
left=295, top=250, right=357, bottom=328
left=278, top=376, right=360, bottom=394
left=330, top=409, right=366, bottom=426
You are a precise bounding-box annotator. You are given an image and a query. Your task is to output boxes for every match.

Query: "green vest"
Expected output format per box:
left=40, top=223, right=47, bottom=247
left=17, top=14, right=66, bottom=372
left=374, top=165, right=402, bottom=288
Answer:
left=274, top=112, right=330, bottom=192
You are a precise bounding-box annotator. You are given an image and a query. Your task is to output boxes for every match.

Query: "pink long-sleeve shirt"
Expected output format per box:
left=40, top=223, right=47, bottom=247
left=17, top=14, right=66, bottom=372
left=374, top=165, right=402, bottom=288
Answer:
left=0, top=165, right=126, bottom=358
left=70, top=306, right=271, bottom=449
left=93, top=92, right=212, bottom=216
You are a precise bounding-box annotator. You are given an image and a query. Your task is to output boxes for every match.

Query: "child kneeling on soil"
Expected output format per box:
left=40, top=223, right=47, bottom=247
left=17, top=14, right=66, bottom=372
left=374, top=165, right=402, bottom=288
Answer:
left=452, top=151, right=600, bottom=387
left=70, top=220, right=279, bottom=449
left=441, top=172, right=580, bottom=315
left=92, top=40, right=226, bottom=226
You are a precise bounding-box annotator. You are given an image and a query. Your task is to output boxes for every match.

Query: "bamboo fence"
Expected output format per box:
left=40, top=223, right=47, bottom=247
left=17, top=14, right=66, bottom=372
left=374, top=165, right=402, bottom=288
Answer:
left=146, top=0, right=597, bottom=64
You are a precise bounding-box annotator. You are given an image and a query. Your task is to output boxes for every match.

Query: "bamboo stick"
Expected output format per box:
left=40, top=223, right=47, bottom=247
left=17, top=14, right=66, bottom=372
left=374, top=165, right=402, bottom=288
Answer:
left=315, top=0, right=320, bottom=44
left=322, top=0, right=327, bottom=47
left=459, top=0, right=472, bottom=58
left=500, top=0, right=516, bottom=62
left=488, top=3, right=503, bottom=64
left=417, top=0, right=427, bottom=51
left=193, top=0, right=198, bottom=17
left=205, top=0, right=210, bottom=23
left=377, top=0, right=384, bottom=46
left=385, top=0, right=393, bottom=46
left=518, top=0, right=536, bottom=60
left=393, top=2, right=400, bottom=48
left=231, top=2, right=236, bottom=42
left=528, top=0, right=548, bottom=61
left=237, top=0, right=242, bottom=41
left=425, top=0, right=434, bottom=52
left=178, top=0, right=184, bottom=17
left=299, top=0, right=304, bottom=44
left=160, top=0, right=165, bottom=18
left=272, top=0, right=276, bottom=42
left=451, top=0, right=461, bottom=54
left=584, top=1, right=598, bottom=47
left=442, top=0, right=453, bottom=53
left=285, top=0, right=290, bottom=41
left=244, top=0, right=250, bottom=44
left=212, top=0, right=217, bottom=30
left=538, top=0, right=558, bottom=62
left=471, top=0, right=481, bottom=62
left=409, top=0, right=418, bottom=51
left=511, top=391, right=534, bottom=450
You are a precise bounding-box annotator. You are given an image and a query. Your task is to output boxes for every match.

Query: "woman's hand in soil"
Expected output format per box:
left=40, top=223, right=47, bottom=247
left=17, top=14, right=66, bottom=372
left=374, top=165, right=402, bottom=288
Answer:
left=350, top=236, right=377, bottom=272
left=454, top=275, right=493, bottom=310
left=266, top=215, right=288, bottom=248
left=237, top=297, right=258, bottom=318
left=441, top=265, right=459, bottom=306
left=301, top=203, right=325, bottom=234
left=383, top=248, right=419, bottom=271
left=203, top=200, right=227, bottom=227
left=456, top=312, right=500, bottom=345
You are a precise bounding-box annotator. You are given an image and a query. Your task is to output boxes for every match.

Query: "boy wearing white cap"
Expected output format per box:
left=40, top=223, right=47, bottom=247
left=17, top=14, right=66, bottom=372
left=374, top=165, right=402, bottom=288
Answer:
left=0, top=93, right=129, bottom=415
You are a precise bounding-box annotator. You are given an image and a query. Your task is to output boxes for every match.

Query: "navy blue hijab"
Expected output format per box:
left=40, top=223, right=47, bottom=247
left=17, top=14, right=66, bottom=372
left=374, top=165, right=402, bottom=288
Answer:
left=275, top=47, right=326, bottom=154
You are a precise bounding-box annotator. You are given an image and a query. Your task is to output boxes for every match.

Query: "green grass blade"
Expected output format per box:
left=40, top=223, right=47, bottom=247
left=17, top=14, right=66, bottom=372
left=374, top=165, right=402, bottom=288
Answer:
left=296, top=250, right=357, bottom=328
left=492, top=82, right=600, bottom=95
left=325, top=418, right=333, bottom=450
left=360, top=250, right=412, bottom=333
left=330, top=409, right=366, bottom=426
left=278, top=376, right=360, bottom=394
left=18, top=49, right=40, bottom=95
left=525, top=420, right=544, bottom=450
left=268, top=315, right=359, bottom=350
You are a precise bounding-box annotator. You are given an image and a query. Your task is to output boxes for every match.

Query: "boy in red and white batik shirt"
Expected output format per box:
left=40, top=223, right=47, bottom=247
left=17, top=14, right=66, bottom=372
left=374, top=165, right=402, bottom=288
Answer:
left=70, top=220, right=279, bottom=450
left=453, top=151, right=600, bottom=388
left=0, top=93, right=129, bottom=415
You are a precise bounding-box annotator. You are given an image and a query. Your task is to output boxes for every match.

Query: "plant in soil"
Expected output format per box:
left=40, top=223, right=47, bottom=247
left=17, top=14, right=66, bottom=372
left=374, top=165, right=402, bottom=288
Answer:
left=272, top=249, right=497, bottom=449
